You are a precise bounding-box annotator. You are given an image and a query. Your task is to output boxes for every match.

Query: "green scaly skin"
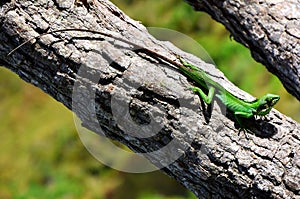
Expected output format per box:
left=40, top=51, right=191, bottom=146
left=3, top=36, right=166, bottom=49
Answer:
left=177, top=57, right=280, bottom=130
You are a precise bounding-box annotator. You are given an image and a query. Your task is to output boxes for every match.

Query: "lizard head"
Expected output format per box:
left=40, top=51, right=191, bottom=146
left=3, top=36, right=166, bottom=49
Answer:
left=254, top=94, right=280, bottom=116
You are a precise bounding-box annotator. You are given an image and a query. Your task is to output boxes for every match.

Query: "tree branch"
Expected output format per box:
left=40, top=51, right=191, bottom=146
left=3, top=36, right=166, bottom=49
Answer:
left=185, top=0, right=300, bottom=101
left=0, top=0, right=300, bottom=198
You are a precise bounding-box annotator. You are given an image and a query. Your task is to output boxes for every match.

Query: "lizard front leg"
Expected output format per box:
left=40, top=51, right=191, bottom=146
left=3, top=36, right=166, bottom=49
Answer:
left=191, top=86, right=215, bottom=104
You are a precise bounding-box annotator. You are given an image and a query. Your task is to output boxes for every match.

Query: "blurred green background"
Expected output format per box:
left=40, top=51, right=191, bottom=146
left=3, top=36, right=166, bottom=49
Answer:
left=1, top=0, right=299, bottom=198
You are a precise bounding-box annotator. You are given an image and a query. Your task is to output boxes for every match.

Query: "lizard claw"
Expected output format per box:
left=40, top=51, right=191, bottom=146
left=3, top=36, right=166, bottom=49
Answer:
left=238, top=127, right=250, bottom=139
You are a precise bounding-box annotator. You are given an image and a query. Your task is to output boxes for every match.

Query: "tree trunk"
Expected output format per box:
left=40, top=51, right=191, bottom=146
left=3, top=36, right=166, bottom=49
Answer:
left=185, top=0, right=300, bottom=101
left=0, top=0, right=300, bottom=198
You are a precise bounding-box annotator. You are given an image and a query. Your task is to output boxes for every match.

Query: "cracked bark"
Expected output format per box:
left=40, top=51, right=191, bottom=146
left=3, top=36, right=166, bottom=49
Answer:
left=0, top=0, right=300, bottom=198
left=185, top=0, right=300, bottom=101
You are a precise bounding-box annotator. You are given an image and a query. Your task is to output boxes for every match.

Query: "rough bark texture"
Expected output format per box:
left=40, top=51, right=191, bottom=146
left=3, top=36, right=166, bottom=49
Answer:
left=0, top=0, right=300, bottom=198
left=185, top=0, right=300, bottom=101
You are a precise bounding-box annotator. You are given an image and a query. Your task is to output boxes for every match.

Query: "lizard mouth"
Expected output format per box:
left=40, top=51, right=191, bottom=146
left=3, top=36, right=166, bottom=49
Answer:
left=257, top=106, right=272, bottom=116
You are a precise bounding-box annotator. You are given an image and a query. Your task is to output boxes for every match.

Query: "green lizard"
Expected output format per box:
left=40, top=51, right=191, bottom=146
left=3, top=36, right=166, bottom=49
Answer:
left=8, top=28, right=280, bottom=131
left=176, top=56, right=280, bottom=130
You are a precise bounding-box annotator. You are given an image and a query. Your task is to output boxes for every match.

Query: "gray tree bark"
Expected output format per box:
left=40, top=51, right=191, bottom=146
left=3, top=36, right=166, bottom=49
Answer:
left=0, top=0, right=300, bottom=198
left=185, top=0, right=300, bottom=101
